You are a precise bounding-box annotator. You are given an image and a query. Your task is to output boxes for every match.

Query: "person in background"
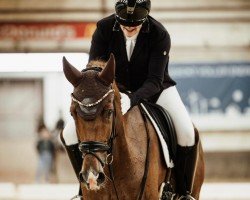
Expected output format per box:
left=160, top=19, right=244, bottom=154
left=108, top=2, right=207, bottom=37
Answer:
left=50, top=111, right=66, bottom=182
left=52, top=111, right=65, bottom=151
left=35, top=127, right=55, bottom=183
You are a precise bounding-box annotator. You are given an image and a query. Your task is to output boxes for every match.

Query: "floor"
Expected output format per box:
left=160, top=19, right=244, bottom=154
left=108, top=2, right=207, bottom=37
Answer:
left=0, top=182, right=250, bottom=200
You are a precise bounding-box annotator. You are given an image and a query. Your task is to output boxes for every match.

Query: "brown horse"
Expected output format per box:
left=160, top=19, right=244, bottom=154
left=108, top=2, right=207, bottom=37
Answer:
left=62, top=54, right=205, bottom=200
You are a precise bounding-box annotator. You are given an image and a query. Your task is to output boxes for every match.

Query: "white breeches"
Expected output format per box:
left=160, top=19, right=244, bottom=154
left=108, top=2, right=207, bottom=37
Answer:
left=62, top=86, right=195, bottom=147
left=62, top=118, right=78, bottom=145
left=156, top=86, right=195, bottom=146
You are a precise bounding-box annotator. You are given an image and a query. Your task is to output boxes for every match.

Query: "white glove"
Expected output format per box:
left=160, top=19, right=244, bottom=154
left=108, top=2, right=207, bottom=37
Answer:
left=120, top=92, right=131, bottom=115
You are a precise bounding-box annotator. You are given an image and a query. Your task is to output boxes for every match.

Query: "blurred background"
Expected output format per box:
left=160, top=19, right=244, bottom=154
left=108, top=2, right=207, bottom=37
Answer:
left=0, top=0, right=249, bottom=199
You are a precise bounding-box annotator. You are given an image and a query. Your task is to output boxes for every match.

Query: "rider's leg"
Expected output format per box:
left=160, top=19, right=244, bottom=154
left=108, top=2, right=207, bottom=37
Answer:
left=156, top=86, right=198, bottom=200
left=60, top=118, right=83, bottom=198
left=157, top=86, right=194, bottom=147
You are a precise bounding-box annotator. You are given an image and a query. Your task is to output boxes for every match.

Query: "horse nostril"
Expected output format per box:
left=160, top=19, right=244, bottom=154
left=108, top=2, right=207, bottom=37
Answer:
left=97, top=172, right=105, bottom=184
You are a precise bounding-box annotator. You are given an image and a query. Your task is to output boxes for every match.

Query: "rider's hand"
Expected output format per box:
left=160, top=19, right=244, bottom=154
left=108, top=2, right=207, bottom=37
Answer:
left=120, top=92, right=131, bottom=115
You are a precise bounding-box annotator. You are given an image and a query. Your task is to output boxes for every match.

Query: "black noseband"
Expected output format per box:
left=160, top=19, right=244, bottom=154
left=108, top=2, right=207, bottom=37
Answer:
left=79, top=141, right=110, bottom=153
left=78, top=141, right=110, bottom=167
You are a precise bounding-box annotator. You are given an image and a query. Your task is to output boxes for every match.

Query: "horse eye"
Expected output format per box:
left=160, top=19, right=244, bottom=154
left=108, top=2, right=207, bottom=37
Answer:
left=104, top=109, right=113, bottom=119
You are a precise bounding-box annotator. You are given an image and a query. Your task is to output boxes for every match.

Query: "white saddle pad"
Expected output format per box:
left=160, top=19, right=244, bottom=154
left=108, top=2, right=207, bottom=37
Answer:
left=140, top=103, right=174, bottom=168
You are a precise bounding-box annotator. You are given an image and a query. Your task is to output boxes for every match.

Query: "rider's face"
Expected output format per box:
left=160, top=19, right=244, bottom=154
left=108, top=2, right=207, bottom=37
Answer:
left=120, top=25, right=142, bottom=37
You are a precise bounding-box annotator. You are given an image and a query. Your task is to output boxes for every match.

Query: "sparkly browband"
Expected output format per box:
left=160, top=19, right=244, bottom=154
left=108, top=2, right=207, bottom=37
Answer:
left=71, top=89, right=114, bottom=107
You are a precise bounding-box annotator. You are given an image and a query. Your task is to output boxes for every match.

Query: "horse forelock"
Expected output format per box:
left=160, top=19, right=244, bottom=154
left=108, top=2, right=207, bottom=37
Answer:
left=86, top=60, right=122, bottom=114
left=73, top=61, right=110, bottom=100
left=87, top=60, right=106, bottom=69
left=70, top=59, right=122, bottom=120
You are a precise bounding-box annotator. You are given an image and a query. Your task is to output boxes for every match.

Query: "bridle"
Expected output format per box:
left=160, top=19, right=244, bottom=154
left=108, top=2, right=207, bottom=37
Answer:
left=70, top=68, right=150, bottom=200
left=77, top=106, right=117, bottom=168
left=71, top=83, right=116, bottom=166
left=71, top=69, right=120, bottom=199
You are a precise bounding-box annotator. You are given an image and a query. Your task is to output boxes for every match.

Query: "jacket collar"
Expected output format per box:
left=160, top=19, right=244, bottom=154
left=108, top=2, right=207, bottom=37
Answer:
left=112, top=18, right=150, bottom=33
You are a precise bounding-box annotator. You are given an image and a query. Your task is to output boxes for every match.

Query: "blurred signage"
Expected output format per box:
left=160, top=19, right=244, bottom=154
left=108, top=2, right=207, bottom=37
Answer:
left=0, top=22, right=96, bottom=40
left=170, top=62, right=250, bottom=130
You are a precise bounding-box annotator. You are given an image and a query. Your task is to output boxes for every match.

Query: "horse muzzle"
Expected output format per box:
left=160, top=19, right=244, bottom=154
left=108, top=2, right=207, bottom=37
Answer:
left=77, top=141, right=111, bottom=190
left=79, top=170, right=106, bottom=190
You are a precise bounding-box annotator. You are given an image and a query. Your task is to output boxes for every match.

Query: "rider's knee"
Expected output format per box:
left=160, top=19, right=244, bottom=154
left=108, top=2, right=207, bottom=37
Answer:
left=62, top=119, right=78, bottom=146
left=177, top=125, right=195, bottom=147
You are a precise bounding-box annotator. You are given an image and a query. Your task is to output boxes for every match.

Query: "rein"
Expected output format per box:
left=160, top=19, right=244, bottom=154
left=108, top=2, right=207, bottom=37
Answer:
left=137, top=104, right=151, bottom=200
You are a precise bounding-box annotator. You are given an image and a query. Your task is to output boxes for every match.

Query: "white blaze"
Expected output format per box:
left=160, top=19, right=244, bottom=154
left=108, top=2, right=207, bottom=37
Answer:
left=87, top=171, right=100, bottom=190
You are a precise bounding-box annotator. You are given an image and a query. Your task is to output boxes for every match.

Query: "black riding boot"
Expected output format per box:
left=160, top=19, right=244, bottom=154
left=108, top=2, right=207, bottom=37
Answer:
left=64, top=144, right=83, bottom=199
left=60, top=134, right=83, bottom=199
left=175, top=143, right=198, bottom=200
left=64, top=144, right=83, bottom=180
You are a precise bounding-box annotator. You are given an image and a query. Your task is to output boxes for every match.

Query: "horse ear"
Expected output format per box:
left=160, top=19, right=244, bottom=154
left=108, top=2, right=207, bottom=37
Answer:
left=62, top=56, right=83, bottom=87
left=98, top=53, right=116, bottom=85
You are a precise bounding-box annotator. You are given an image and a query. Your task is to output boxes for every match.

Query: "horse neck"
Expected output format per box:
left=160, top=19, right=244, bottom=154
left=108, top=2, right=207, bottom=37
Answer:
left=111, top=88, right=144, bottom=171
left=112, top=105, right=147, bottom=171
left=112, top=87, right=129, bottom=155
left=113, top=104, right=129, bottom=157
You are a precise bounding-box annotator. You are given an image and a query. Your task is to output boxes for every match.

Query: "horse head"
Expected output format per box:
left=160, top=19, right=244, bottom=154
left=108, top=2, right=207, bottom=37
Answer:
left=63, top=54, right=117, bottom=190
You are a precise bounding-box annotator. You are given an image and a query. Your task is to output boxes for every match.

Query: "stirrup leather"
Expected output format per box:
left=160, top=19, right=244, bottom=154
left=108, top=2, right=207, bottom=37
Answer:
left=178, top=194, right=196, bottom=200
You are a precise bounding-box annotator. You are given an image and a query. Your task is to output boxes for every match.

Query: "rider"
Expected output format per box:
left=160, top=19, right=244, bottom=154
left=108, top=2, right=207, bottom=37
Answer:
left=62, top=0, right=198, bottom=199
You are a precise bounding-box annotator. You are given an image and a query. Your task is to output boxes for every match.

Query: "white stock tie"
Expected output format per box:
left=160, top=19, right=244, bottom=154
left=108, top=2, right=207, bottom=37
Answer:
left=126, top=39, right=134, bottom=61
left=125, top=33, right=138, bottom=61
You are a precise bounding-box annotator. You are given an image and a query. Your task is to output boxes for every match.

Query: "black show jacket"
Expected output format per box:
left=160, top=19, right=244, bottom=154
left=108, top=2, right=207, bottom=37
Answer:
left=89, top=14, right=176, bottom=106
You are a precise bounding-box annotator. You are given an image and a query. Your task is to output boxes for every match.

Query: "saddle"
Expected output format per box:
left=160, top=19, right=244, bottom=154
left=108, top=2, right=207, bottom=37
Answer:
left=140, top=101, right=177, bottom=167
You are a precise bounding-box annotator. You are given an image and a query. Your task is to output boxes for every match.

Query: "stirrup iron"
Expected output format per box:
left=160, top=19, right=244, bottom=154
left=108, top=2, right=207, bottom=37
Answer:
left=159, top=182, right=176, bottom=200
left=178, top=194, right=196, bottom=200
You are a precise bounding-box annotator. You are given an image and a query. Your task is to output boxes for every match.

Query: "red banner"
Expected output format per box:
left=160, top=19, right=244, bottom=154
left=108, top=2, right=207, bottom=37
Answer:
left=0, top=22, right=96, bottom=40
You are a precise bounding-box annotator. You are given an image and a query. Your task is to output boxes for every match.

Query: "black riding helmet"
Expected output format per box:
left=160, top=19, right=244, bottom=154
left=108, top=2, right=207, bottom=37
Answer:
left=115, top=0, right=151, bottom=27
